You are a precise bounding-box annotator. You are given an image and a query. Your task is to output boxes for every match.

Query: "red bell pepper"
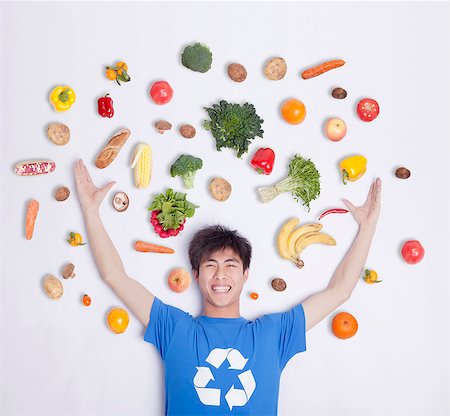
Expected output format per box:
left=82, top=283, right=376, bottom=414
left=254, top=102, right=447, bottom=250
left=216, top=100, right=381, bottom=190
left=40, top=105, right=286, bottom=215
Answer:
left=97, top=94, right=114, bottom=118
left=250, top=147, right=275, bottom=175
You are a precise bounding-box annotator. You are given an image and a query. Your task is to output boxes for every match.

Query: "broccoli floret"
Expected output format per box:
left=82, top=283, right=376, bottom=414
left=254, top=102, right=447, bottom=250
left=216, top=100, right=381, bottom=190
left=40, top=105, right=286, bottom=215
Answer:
left=181, top=43, right=213, bottom=73
left=170, top=154, right=203, bottom=189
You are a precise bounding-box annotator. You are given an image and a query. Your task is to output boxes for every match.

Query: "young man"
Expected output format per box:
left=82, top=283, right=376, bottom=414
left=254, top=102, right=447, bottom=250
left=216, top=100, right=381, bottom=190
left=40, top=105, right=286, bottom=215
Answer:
left=74, top=159, right=382, bottom=415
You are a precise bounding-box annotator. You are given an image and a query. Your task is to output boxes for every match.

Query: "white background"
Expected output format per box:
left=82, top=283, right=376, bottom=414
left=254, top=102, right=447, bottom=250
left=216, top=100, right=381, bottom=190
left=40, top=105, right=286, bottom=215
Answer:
left=1, top=1, right=449, bottom=415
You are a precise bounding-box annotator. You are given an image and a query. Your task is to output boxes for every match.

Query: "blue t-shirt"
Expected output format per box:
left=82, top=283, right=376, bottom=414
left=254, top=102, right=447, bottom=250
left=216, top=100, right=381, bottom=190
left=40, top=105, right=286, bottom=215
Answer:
left=144, top=297, right=307, bottom=416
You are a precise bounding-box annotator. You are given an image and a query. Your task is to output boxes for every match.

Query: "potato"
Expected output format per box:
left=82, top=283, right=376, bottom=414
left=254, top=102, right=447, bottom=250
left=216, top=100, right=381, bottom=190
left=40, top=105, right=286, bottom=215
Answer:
left=43, top=275, right=63, bottom=299
left=180, top=124, right=196, bottom=139
left=227, top=63, right=247, bottom=82
left=54, top=186, right=70, bottom=201
left=264, top=57, right=287, bottom=80
left=47, top=122, right=70, bottom=145
left=209, top=177, right=232, bottom=202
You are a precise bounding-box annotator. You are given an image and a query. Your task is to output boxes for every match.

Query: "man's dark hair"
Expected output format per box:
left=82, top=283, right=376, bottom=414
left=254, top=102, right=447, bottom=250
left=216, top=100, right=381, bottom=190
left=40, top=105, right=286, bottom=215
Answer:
left=188, top=225, right=252, bottom=273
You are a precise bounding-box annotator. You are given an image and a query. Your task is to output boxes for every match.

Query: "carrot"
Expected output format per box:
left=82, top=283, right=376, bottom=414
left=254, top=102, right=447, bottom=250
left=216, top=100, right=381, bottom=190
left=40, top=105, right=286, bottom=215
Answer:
left=25, top=199, right=39, bottom=240
left=301, top=59, right=345, bottom=80
left=134, top=240, right=175, bottom=254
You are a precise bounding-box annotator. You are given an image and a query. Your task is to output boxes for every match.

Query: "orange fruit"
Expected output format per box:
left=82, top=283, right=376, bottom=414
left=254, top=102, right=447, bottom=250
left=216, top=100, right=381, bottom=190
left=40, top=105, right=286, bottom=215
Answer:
left=281, top=98, right=307, bottom=124
left=106, top=68, right=116, bottom=80
left=107, top=308, right=129, bottom=334
left=115, top=61, right=128, bottom=75
left=331, top=312, right=358, bottom=339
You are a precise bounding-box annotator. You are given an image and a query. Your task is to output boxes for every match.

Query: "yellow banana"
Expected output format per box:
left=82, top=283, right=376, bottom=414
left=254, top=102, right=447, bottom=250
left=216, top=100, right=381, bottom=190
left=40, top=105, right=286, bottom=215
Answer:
left=287, top=223, right=323, bottom=259
left=276, top=218, right=299, bottom=259
left=294, top=232, right=336, bottom=265
left=131, top=143, right=152, bottom=189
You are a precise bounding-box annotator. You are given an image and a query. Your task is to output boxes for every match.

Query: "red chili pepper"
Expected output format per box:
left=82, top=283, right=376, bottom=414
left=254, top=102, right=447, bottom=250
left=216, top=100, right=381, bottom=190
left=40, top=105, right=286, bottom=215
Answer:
left=97, top=94, right=114, bottom=118
left=318, top=208, right=349, bottom=220
left=250, top=148, right=275, bottom=175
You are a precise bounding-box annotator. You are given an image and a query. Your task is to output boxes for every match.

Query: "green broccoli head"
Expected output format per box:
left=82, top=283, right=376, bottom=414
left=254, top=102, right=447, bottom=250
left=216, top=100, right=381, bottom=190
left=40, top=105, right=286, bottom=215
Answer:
left=170, top=154, right=203, bottom=189
left=181, top=43, right=212, bottom=73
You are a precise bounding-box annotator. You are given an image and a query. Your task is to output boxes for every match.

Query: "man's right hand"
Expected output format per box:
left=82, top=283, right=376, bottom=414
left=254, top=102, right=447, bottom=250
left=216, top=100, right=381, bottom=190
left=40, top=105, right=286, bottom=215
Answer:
left=74, top=159, right=116, bottom=212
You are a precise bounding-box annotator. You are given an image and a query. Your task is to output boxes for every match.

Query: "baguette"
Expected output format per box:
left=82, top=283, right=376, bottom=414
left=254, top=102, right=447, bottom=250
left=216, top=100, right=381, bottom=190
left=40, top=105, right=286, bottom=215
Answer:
left=95, top=128, right=131, bottom=169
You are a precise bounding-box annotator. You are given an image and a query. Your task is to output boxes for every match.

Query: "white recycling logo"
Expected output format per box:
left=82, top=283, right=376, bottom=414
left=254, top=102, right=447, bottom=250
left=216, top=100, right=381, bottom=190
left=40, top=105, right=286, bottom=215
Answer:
left=193, top=348, right=256, bottom=410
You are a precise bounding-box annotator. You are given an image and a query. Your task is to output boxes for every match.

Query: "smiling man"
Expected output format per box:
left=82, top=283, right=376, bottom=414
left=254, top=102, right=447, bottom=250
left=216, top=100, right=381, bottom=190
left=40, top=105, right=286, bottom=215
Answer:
left=74, top=159, right=382, bottom=416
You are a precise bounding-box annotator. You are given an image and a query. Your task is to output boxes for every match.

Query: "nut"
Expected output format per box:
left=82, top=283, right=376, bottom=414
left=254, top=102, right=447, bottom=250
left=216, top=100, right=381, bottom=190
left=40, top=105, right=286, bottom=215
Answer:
left=331, top=87, right=347, bottom=99
left=54, top=186, right=70, bottom=201
left=395, top=167, right=411, bottom=179
left=271, top=278, right=287, bottom=292
left=180, top=124, right=196, bottom=139
left=227, top=63, right=247, bottom=82
left=43, top=275, right=63, bottom=300
left=62, top=263, right=76, bottom=279
left=155, top=120, right=172, bottom=134
left=112, top=192, right=129, bottom=212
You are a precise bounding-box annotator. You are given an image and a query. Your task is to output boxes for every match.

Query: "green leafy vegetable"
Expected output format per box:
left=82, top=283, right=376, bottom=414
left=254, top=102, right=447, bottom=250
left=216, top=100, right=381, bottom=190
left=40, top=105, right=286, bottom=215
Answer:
left=170, top=154, right=203, bottom=189
left=148, top=189, right=198, bottom=230
left=256, top=154, right=321, bottom=211
left=203, top=100, right=264, bottom=158
left=181, top=43, right=213, bottom=73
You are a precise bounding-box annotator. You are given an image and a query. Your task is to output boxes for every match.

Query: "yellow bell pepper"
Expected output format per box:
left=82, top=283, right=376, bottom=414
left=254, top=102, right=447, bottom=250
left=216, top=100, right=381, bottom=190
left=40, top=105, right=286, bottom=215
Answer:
left=363, top=269, right=382, bottom=284
left=49, top=86, right=76, bottom=112
left=339, top=155, right=367, bottom=184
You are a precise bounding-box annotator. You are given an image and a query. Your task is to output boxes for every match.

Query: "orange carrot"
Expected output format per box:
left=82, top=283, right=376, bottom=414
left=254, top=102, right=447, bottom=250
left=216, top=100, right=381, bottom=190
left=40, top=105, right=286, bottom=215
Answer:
left=301, top=59, right=345, bottom=79
left=25, top=199, right=39, bottom=240
left=134, top=240, right=175, bottom=254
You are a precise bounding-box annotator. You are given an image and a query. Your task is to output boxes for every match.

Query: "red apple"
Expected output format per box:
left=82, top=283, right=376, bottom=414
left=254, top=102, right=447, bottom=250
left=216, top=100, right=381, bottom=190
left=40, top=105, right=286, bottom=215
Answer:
left=168, top=268, right=191, bottom=293
left=324, top=118, right=347, bottom=141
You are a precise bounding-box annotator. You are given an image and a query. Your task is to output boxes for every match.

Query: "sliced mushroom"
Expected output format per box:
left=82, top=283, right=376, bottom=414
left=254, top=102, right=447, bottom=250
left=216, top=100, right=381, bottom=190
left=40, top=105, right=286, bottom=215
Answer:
left=112, top=192, right=129, bottom=212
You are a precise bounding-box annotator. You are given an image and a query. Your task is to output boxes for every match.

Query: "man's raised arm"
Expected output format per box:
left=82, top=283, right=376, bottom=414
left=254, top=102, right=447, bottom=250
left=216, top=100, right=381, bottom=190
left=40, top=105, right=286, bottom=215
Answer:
left=74, top=159, right=154, bottom=327
left=301, top=178, right=382, bottom=331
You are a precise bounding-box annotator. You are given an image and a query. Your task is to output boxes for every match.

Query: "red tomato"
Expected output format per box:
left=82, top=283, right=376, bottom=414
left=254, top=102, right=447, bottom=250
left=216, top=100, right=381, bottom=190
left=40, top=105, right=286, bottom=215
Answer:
left=401, top=240, right=425, bottom=264
left=150, top=81, right=173, bottom=105
left=357, top=98, right=380, bottom=122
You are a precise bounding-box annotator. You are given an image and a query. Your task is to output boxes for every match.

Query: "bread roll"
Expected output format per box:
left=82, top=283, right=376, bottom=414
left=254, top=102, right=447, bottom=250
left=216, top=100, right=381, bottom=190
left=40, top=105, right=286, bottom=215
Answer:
left=95, top=128, right=131, bottom=169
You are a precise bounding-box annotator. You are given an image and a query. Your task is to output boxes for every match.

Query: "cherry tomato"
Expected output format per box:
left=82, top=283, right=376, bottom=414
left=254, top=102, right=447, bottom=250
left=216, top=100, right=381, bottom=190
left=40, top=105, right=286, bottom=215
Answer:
left=82, top=294, right=91, bottom=307
left=106, top=69, right=116, bottom=80
left=401, top=240, right=425, bottom=264
left=281, top=98, right=307, bottom=124
left=150, top=81, right=173, bottom=105
left=357, top=98, right=380, bottom=122
left=250, top=292, right=259, bottom=300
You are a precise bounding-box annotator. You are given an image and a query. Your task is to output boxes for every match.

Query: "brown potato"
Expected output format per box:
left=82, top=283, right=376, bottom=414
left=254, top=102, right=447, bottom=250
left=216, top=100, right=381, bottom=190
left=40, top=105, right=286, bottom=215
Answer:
left=47, top=122, right=70, bottom=145
left=264, top=57, right=287, bottom=80
left=271, top=278, right=287, bottom=292
left=209, top=177, right=232, bottom=202
left=228, top=63, right=247, bottom=82
left=54, top=186, right=70, bottom=201
left=43, top=275, right=63, bottom=299
left=180, top=124, right=196, bottom=139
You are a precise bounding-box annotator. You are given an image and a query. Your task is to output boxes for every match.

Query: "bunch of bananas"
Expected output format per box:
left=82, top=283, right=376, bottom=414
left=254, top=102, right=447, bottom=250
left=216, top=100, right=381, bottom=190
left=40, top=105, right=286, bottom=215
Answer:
left=277, top=217, right=336, bottom=268
left=131, top=143, right=152, bottom=189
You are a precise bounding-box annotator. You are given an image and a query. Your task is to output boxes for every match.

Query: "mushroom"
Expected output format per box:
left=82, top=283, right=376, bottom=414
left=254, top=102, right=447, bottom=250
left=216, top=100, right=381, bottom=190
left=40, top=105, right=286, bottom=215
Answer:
left=112, top=192, right=129, bottom=212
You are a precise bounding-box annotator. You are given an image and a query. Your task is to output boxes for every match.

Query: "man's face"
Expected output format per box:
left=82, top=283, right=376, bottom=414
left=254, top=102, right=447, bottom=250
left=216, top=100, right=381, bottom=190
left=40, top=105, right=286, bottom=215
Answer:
left=194, top=247, right=249, bottom=311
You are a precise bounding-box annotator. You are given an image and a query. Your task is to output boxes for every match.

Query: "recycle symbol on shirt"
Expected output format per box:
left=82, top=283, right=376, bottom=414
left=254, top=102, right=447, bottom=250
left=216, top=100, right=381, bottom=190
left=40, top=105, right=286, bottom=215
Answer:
left=193, top=348, right=256, bottom=410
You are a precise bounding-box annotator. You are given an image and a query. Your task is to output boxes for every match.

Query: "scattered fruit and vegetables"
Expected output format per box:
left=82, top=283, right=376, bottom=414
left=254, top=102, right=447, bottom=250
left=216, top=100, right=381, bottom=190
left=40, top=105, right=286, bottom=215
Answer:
left=25, top=199, right=39, bottom=240
left=395, top=167, right=411, bottom=179
left=150, top=80, right=173, bottom=105
left=277, top=217, right=336, bottom=268
left=131, top=143, right=152, bottom=189
left=179, top=124, right=196, bottom=139
left=49, top=86, right=76, bottom=112
left=250, top=148, right=275, bottom=175
left=318, top=208, right=349, bottom=220
left=271, top=278, right=286, bottom=292
left=155, top=120, right=172, bottom=134
left=112, top=192, right=129, bottom=212
left=332, top=312, right=358, bottom=339
left=107, top=308, right=129, bottom=334
left=181, top=42, right=213, bottom=73
left=281, top=98, right=306, bottom=125
left=62, top=263, right=76, bottom=279
left=168, top=268, right=191, bottom=293
left=47, top=122, right=70, bottom=145
left=68, top=232, right=86, bottom=246
left=148, top=189, right=197, bottom=237
left=227, top=63, right=247, bottom=82
left=331, top=87, right=347, bottom=99
left=264, top=57, right=287, bottom=80
left=43, top=275, right=63, bottom=300
left=401, top=240, right=425, bottom=264
left=134, top=241, right=175, bottom=254
left=357, top=98, right=380, bottom=122
left=339, top=155, right=367, bottom=184
left=324, top=117, right=347, bottom=141
left=54, top=186, right=70, bottom=201
left=105, top=61, right=130, bottom=85
left=97, top=94, right=114, bottom=118
left=209, top=177, right=232, bottom=202
left=170, top=154, right=203, bottom=189
left=363, top=269, right=382, bottom=284
left=250, top=292, right=259, bottom=300
left=82, top=294, right=91, bottom=307
left=257, top=154, right=321, bottom=211
left=301, top=59, right=345, bottom=79
left=203, top=100, right=264, bottom=158
left=15, top=160, right=56, bottom=176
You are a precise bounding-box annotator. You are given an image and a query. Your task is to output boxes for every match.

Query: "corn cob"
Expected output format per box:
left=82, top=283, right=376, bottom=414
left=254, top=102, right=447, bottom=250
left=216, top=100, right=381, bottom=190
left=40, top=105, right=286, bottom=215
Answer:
left=131, top=143, right=152, bottom=189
